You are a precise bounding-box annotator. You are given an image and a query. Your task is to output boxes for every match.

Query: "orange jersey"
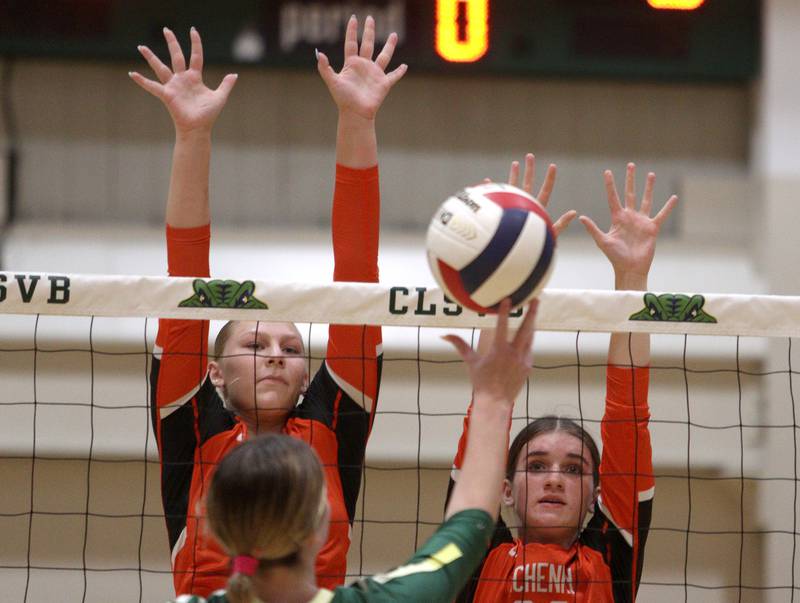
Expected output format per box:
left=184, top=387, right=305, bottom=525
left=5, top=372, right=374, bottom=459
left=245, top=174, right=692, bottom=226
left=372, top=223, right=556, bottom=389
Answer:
left=150, top=165, right=382, bottom=597
left=450, top=366, right=654, bottom=603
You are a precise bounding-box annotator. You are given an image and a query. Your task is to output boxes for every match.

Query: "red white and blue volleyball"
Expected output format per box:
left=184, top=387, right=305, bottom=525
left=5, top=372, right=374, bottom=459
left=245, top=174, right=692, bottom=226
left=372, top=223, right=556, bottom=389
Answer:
left=426, top=182, right=556, bottom=313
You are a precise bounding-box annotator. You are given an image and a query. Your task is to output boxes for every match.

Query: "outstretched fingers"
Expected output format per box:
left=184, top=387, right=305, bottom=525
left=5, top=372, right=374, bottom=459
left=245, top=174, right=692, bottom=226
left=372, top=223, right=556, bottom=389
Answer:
left=579, top=215, right=607, bottom=247
left=163, top=27, right=186, bottom=73
left=214, top=73, right=239, bottom=102
left=343, top=15, right=359, bottom=59
left=507, top=161, right=520, bottom=189
left=512, top=299, right=538, bottom=359
left=375, top=31, right=398, bottom=70
left=536, top=163, right=557, bottom=207
left=385, top=62, right=408, bottom=86
left=640, top=172, right=656, bottom=216
left=188, top=27, right=203, bottom=73
left=137, top=45, right=172, bottom=83
left=624, top=163, right=636, bottom=210
left=128, top=71, right=163, bottom=98
left=653, top=194, right=679, bottom=227
left=604, top=169, right=623, bottom=216
left=552, top=210, right=577, bottom=236
left=492, top=299, right=512, bottom=349
left=442, top=334, right=476, bottom=365
left=522, top=153, right=535, bottom=196
left=359, top=15, right=375, bottom=59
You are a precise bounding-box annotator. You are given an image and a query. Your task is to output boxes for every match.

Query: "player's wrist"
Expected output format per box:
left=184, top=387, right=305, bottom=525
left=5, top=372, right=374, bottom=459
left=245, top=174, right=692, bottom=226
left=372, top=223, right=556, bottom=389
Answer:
left=174, top=125, right=214, bottom=142
left=614, top=270, right=648, bottom=291
left=337, top=109, right=377, bottom=130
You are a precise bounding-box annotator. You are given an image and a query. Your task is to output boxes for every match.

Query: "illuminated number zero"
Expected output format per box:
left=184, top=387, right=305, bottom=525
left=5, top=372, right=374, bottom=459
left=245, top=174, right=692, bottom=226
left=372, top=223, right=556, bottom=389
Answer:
left=435, top=0, right=489, bottom=63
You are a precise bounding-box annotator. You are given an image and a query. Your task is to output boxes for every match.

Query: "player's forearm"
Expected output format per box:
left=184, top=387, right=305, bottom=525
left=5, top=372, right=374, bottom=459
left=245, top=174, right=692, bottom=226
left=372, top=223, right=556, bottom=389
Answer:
left=165, top=130, right=212, bottom=228
left=335, top=111, right=378, bottom=169
left=609, top=270, right=650, bottom=368
left=445, top=395, right=512, bottom=521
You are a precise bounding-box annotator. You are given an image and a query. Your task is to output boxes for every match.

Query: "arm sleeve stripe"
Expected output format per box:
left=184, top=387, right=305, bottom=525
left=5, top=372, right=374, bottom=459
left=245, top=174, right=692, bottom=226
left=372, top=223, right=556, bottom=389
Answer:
left=325, top=360, right=375, bottom=412
left=159, top=380, right=204, bottom=419
left=639, top=485, right=655, bottom=502
left=170, top=526, right=188, bottom=567
left=371, top=543, right=465, bottom=585
left=597, top=498, right=633, bottom=547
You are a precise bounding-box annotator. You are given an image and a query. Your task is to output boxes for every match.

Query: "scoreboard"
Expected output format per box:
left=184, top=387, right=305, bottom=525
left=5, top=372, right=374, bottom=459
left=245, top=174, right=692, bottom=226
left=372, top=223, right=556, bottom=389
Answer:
left=0, top=0, right=760, bottom=81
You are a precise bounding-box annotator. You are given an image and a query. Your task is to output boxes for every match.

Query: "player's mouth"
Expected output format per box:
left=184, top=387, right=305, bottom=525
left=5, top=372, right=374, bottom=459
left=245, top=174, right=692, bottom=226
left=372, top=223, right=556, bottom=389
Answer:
left=258, top=375, right=288, bottom=385
left=537, top=497, right=566, bottom=507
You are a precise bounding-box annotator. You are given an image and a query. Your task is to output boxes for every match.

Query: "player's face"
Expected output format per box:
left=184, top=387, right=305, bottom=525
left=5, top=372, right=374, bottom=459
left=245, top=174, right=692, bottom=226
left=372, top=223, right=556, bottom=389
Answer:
left=210, top=321, right=308, bottom=430
left=503, top=430, right=599, bottom=548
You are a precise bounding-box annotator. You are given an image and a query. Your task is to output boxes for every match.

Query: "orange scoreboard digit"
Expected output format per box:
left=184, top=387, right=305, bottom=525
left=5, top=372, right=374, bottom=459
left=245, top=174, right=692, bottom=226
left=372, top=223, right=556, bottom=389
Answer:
left=434, top=0, right=708, bottom=64
left=435, top=0, right=489, bottom=63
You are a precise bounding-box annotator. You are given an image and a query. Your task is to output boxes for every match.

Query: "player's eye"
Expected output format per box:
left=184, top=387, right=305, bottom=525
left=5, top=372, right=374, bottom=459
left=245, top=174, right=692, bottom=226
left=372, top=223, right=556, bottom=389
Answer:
left=527, top=461, right=546, bottom=472
left=563, top=464, right=581, bottom=475
left=283, top=346, right=300, bottom=355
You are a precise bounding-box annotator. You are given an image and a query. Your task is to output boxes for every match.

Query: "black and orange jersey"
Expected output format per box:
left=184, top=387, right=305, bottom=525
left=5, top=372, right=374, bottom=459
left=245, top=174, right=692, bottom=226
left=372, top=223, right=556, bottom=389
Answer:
left=448, top=366, right=653, bottom=603
left=150, top=165, right=383, bottom=597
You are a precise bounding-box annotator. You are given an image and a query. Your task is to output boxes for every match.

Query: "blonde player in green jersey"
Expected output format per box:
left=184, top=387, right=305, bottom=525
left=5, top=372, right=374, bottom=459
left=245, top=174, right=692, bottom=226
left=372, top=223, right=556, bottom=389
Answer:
left=171, top=299, right=538, bottom=603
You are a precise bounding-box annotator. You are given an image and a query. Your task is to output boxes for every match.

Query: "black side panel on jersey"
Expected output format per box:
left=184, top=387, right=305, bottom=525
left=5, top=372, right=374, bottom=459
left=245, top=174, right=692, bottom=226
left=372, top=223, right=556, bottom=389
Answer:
left=581, top=499, right=653, bottom=603
left=150, top=356, right=236, bottom=549
left=297, top=360, right=381, bottom=522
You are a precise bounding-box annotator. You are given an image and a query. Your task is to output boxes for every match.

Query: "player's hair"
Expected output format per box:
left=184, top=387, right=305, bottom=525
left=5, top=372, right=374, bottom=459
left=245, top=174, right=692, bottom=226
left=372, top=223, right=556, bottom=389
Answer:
left=506, top=416, right=601, bottom=488
left=206, top=434, right=327, bottom=603
left=213, top=320, right=305, bottom=360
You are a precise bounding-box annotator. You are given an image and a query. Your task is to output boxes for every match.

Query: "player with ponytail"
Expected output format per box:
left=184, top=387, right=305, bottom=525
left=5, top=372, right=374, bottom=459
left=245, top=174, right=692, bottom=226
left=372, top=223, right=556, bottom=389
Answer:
left=173, top=299, right=541, bottom=603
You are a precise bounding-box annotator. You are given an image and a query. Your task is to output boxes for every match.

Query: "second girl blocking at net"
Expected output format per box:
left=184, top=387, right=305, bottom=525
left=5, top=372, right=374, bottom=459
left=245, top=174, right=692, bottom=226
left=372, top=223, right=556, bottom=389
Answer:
left=447, top=160, right=677, bottom=602
left=130, top=16, right=405, bottom=598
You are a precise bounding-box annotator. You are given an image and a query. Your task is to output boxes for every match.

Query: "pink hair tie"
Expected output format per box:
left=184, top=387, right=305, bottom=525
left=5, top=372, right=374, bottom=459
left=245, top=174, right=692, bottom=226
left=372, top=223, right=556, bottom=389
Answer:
left=232, top=555, right=259, bottom=576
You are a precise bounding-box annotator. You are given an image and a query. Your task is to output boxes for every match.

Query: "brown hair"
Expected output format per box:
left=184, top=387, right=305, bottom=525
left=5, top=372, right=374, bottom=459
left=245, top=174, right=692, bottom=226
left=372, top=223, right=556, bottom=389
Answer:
left=206, top=434, right=327, bottom=603
left=506, top=416, right=600, bottom=488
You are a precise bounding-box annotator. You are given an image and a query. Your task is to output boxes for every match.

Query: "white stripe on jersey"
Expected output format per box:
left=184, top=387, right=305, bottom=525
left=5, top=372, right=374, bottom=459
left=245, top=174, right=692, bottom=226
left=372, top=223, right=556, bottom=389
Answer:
left=597, top=497, right=633, bottom=547
left=171, top=526, right=188, bottom=567
left=324, top=350, right=378, bottom=412
left=158, top=377, right=205, bottom=419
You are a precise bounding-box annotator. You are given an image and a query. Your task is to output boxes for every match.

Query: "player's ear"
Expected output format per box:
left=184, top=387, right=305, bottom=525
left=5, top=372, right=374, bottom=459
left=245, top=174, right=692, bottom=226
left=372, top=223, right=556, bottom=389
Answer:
left=208, top=360, right=226, bottom=388
left=301, top=367, right=309, bottom=394
left=501, top=478, right=514, bottom=507
left=588, top=485, right=601, bottom=514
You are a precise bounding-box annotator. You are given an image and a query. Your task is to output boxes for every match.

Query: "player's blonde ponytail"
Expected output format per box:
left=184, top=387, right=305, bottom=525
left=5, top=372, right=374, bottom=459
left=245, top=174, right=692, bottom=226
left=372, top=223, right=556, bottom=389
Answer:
left=206, top=434, right=327, bottom=602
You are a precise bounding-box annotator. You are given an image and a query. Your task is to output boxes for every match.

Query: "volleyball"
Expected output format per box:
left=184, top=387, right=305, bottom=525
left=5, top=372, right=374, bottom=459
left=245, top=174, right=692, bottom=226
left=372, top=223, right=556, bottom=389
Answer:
left=426, top=182, right=556, bottom=313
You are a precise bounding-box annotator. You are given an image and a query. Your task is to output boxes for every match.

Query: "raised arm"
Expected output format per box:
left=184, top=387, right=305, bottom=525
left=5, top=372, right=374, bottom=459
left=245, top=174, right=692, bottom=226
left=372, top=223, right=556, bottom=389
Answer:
left=450, top=154, right=572, bottom=491
left=579, top=164, right=676, bottom=601
left=132, top=27, right=238, bottom=414
left=314, top=15, right=405, bottom=410
left=131, top=29, right=237, bottom=559
left=130, top=27, right=236, bottom=230
left=444, top=299, right=538, bottom=520
left=579, top=163, right=677, bottom=367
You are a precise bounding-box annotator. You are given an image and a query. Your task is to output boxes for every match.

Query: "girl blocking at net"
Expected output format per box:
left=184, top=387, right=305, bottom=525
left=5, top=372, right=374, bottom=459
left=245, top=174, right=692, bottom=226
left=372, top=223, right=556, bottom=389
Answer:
left=129, top=17, right=405, bottom=597
left=448, top=161, right=678, bottom=602
left=171, top=298, right=539, bottom=603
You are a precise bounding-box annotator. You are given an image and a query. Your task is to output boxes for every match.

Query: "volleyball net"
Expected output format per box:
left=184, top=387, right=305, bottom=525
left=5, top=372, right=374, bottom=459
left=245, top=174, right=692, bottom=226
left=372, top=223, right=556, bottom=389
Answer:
left=1, top=271, right=799, bottom=602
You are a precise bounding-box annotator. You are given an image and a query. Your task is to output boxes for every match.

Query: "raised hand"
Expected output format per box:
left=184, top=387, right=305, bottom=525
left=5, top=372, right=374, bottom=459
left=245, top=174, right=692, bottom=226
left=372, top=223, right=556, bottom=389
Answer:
left=489, top=153, right=576, bottom=237
left=579, top=163, right=677, bottom=285
left=317, top=15, right=407, bottom=121
left=445, top=299, right=538, bottom=405
left=129, top=27, right=237, bottom=135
